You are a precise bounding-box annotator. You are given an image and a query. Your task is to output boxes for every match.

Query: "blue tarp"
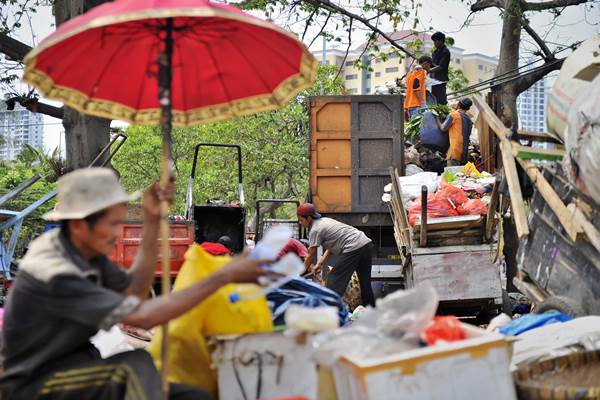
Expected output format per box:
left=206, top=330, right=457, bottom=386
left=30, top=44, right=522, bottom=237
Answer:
left=266, top=278, right=350, bottom=327
left=499, top=312, right=573, bottom=336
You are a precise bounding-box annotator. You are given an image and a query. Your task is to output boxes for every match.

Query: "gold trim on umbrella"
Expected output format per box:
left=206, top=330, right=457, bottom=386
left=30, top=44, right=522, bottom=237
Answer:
left=24, top=7, right=311, bottom=63
left=24, top=51, right=318, bottom=127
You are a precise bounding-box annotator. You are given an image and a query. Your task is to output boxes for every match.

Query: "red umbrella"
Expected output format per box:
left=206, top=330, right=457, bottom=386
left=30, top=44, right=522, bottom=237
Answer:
left=22, top=0, right=317, bottom=395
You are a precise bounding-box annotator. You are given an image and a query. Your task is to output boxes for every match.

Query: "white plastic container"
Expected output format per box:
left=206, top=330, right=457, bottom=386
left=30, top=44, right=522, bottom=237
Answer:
left=330, top=324, right=516, bottom=400
left=213, top=332, right=318, bottom=400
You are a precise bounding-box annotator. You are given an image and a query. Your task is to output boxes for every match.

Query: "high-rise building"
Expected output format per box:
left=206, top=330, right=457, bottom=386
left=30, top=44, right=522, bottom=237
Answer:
left=516, top=77, right=548, bottom=133
left=0, top=99, right=44, bottom=160
left=312, top=30, right=497, bottom=96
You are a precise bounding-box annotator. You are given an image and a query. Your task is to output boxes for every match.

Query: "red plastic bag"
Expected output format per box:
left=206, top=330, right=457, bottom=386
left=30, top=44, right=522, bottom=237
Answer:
left=434, top=183, right=468, bottom=207
left=457, top=199, right=488, bottom=216
left=421, top=316, right=466, bottom=345
left=408, top=199, right=459, bottom=225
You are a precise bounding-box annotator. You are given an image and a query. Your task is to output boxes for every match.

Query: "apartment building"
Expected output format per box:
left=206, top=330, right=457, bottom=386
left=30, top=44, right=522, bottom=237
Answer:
left=313, top=30, right=495, bottom=95
left=517, top=76, right=548, bottom=133
left=0, top=100, right=44, bottom=160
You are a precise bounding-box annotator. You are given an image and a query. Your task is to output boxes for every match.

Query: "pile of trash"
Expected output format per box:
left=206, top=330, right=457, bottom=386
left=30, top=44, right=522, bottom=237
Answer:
left=383, top=162, right=495, bottom=226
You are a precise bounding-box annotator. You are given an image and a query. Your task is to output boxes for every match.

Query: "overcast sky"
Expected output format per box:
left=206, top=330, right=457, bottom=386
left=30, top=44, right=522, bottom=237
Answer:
left=5, top=1, right=599, bottom=153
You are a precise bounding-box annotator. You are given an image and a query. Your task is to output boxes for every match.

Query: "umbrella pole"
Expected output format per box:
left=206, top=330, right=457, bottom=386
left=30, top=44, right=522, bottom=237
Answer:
left=158, top=17, right=174, bottom=399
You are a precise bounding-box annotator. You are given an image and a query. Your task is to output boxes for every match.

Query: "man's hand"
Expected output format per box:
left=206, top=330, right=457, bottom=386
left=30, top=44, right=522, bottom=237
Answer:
left=216, top=255, right=277, bottom=284
left=143, top=178, right=176, bottom=220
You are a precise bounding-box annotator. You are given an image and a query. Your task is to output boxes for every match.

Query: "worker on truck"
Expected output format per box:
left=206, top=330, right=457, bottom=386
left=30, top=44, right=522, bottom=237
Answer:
left=430, top=31, right=451, bottom=105
left=403, top=55, right=433, bottom=120
left=297, top=203, right=375, bottom=307
left=438, top=98, right=474, bottom=166
left=0, top=168, right=274, bottom=400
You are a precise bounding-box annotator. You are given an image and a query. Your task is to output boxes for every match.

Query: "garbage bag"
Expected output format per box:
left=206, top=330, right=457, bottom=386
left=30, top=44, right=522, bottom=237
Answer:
left=267, top=278, right=350, bottom=328
left=457, top=199, right=488, bottom=216
left=148, top=244, right=273, bottom=398
left=408, top=198, right=459, bottom=225
left=422, top=316, right=466, bottom=345
left=499, top=312, right=572, bottom=336
left=435, top=182, right=469, bottom=207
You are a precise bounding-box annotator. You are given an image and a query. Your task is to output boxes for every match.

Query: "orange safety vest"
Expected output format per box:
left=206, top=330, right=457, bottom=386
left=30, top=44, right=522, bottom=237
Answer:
left=445, top=110, right=472, bottom=162
left=404, top=68, right=426, bottom=110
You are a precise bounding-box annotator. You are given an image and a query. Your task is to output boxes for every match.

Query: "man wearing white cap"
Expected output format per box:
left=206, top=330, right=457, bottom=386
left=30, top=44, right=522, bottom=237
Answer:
left=0, top=168, right=271, bottom=400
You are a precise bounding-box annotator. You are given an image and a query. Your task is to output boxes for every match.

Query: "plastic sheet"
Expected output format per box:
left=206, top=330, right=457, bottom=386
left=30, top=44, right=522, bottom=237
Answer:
left=398, top=172, right=439, bottom=200
left=457, top=198, right=488, bottom=216
left=499, top=312, right=572, bottom=336
left=310, top=282, right=439, bottom=366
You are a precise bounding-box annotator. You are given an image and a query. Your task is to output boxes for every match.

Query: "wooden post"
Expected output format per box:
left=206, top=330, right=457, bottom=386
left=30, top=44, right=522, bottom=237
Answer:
left=485, top=176, right=501, bottom=241
left=419, top=185, right=428, bottom=247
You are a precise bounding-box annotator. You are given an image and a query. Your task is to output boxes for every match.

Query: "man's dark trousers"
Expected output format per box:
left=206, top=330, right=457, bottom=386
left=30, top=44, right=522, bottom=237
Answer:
left=326, top=243, right=375, bottom=306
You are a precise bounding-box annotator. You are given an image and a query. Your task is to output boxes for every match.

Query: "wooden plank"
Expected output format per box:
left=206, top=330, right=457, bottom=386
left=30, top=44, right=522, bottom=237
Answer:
left=414, top=215, right=482, bottom=232
left=472, top=95, right=529, bottom=238
left=518, top=130, right=563, bottom=144
left=512, top=144, right=564, bottom=161
left=485, top=177, right=500, bottom=241
left=412, top=250, right=502, bottom=302
left=517, top=158, right=584, bottom=242
left=413, top=244, right=496, bottom=255
left=419, top=185, right=428, bottom=247
left=567, top=203, right=600, bottom=258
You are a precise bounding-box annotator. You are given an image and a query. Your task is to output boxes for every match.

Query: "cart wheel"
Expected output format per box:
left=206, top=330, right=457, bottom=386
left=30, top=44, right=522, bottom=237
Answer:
left=537, top=296, right=585, bottom=318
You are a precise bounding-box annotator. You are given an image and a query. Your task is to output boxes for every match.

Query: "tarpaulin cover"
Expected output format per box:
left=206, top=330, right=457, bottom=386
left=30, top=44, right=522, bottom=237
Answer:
left=267, top=278, right=350, bottom=327
left=499, top=312, right=573, bottom=336
left=147, top=244, right=273, bottom=398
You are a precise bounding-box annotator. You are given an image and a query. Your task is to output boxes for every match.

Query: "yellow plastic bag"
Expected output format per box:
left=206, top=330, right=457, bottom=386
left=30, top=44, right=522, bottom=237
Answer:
left=147, top=244, right=273, bottom=398
left=463, top=161, right=482, bottom=178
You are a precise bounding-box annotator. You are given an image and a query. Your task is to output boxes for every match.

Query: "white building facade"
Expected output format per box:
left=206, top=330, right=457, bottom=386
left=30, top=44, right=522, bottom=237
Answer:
left=516, top=77, right=548, bottom=133
left=0, top=101, right=44, bottom=160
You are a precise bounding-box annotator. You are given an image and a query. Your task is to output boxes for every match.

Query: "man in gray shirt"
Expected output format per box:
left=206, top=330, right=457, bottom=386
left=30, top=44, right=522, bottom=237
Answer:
left=297, top=203, right=374, bottom=306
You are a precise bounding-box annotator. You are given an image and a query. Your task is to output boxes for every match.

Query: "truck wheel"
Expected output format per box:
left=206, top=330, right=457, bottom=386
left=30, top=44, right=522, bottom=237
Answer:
left=537, top=296, right=585, bottom=317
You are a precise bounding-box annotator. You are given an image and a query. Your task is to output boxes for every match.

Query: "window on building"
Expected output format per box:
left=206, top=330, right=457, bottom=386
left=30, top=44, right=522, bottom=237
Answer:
left=365, top=88, right=371, bottom=94
left=325, top=60, right=330, bottom=65
left=348, top=88, right=358, bottom=94
left=366, top=74, right=371, bottom=79
left=389, top=53, right=399, bottom=59
left=455, top=58, right=461, bottom=64
left=345, top=74, right=358, bottom=80
left=375, top=72, right=381, bottom=77
left=375, top=58, right=381, bottom=63
left=345, top=60, right=354, bottom=67
left=478, top=64, right=483, bottom=70
left=385, top=67, right=399, bottom=73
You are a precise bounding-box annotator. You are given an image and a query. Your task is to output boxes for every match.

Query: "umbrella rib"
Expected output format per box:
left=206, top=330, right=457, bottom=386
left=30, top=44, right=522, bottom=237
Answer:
left=223, top=36, right=277, bottom=105
left=241, top=27, right=301, bottom=72
left=82, top=33, right=135, bottom=109
left=204, top=44, right=234, bottom=113
left=134, top=40, right=160, bottom=113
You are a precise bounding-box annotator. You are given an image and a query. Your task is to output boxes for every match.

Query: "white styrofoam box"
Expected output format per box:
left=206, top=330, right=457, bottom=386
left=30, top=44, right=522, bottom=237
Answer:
left=213, top=332, right=318, bottom=400
left=330, top=324, right=517, bottom=400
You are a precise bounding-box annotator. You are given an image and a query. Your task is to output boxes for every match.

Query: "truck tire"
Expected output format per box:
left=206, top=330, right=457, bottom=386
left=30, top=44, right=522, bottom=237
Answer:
left=537, top=296, right=585, bottom=317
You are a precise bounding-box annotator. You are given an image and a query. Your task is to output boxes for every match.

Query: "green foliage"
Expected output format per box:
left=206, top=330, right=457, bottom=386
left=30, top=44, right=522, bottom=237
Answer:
left=448, top=66, right=470, bottom=92
left=0, top=150, right=59, bottom=260
left=404, top=104, right=452, bottom=143
left=113, top=65, right=344, bottom=218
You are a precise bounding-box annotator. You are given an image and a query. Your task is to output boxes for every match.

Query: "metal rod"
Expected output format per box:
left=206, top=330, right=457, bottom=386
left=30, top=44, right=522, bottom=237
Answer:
left=158, top=17, right=174, bottom=399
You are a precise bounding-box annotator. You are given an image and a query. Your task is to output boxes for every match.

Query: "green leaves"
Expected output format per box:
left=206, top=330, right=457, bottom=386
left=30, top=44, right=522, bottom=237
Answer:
left=113, top=65, right=344, bottom=218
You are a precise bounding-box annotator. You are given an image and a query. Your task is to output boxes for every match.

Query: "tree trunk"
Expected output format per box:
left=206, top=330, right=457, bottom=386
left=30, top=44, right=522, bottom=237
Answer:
left=492, top=0, right=522, bottom=129
left=54, top=0, right=112, bottom=170
left=62, top=107, right=111, bottom=171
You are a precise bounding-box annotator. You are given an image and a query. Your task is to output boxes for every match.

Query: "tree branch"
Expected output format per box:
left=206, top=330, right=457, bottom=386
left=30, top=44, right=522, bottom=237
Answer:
left=309, top=10, right=332, bottom=48
left=334, top=18, right=353, bottom=82
left=8, top=96, right=65, bottom=120
left=522, top=0, right=589, bottom=11
left=302, top=0, right=417, bottom=59
left=520, top=18, right=554, bottom=60
left=516, top=58, right=564, bottom=94
left=471, top=0, right=503, bottom=12
left=0, top=33, right=32, bottom=62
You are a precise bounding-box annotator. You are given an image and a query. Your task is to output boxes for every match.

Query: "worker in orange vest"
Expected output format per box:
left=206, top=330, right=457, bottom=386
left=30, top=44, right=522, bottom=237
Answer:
left=438, top=98, right=474, bottom=167
left=404, top=55, right=433, bottom=121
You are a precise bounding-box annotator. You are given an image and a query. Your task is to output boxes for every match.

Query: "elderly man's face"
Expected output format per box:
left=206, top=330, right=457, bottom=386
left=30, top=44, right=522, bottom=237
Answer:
left=71, top=203, right=127, bottom=258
